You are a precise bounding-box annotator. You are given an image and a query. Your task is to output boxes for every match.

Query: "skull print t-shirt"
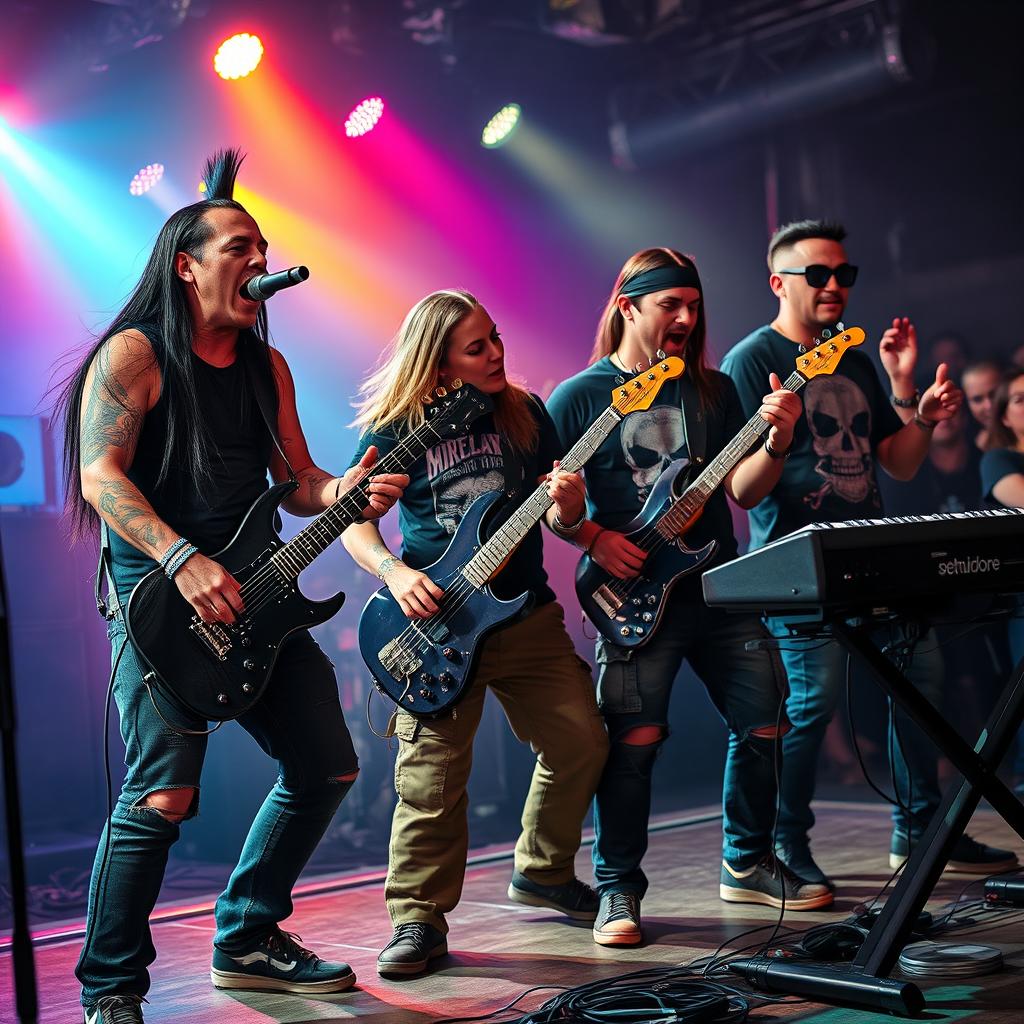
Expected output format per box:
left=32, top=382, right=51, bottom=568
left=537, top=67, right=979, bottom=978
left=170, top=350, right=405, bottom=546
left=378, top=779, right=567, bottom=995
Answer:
left=721, top=324, right=902, bottom=549
left=350, top=394, right=560, bottom=605
left=546, top=358, right=745, bottom=582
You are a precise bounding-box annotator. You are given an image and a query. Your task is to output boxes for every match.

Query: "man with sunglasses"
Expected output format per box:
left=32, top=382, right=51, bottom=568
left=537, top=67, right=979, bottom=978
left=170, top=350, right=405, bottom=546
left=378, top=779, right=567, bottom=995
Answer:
left=722, top=220, right=1015, bottom=892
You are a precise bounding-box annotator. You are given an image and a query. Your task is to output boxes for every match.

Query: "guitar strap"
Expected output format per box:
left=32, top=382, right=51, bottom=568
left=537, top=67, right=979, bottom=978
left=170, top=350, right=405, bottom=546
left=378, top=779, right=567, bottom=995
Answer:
left=93, top=340, right=296, bottom=621
left=679, top=369, right=707, bottom=474
left=242, top=342, right=297, bottom=483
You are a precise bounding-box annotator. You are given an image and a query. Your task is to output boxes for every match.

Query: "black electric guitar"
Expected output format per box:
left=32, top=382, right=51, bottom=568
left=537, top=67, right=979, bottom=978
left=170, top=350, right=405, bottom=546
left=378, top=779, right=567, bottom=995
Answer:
left=124, top=381, right=492, bottom=721
left=358, top=355, right=685, bottom=718
left=576, top=326, right=866, bottom=647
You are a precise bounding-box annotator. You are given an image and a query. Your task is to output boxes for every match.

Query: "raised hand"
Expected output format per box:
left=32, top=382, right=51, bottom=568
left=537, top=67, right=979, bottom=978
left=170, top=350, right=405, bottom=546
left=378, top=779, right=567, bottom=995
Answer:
left=919, top=362, right=963, bottom=423
left=879, top=316, right=918, bottom=386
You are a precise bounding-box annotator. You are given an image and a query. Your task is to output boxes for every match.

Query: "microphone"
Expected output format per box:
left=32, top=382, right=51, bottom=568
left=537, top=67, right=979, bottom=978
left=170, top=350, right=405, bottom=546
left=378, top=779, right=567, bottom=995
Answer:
left=240, top=266, right=310, bottom=301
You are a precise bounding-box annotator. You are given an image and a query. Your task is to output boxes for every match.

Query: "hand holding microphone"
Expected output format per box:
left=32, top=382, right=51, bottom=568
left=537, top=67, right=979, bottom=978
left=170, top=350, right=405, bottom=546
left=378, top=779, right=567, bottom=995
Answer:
left=240, top=266, right=310, bottom=301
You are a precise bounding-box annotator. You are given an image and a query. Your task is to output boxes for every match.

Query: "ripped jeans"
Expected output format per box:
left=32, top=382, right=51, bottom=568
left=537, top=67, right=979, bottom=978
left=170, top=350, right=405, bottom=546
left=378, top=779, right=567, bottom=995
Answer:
left=76, top=617, right=358, bottom=1006
left=591, top=597, right=788, bottom=897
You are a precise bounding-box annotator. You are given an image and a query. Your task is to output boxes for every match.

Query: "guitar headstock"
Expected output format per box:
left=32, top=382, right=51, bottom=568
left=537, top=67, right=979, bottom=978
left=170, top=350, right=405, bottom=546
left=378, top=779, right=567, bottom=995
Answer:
left=609, top=356, right=686, bottom=415
left=794, top=325, right=866, bottom=380
left=421, top=378, right=494, bottom=436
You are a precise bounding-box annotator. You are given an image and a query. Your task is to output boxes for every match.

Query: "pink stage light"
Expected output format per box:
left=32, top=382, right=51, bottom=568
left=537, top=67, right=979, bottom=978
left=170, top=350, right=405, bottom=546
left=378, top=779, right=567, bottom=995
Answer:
left=344, top=97, right=385, bottom=138
left=129, top=162, right=164, bottom=196
left=214, top=33, right=264, bottom=80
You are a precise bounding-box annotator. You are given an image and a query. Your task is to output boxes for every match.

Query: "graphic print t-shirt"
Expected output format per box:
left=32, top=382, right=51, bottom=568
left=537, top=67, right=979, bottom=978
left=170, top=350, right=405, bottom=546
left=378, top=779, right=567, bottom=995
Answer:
left=351, top=396, right=560, bottom=605
left=546, top=359, right=745, bottom=597
left=722, top=325, right=902, bottom=548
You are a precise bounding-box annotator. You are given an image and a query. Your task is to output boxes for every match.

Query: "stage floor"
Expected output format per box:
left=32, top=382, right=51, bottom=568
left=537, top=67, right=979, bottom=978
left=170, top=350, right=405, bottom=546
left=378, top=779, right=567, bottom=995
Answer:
left=4, top=801, right=1024, bottom=1023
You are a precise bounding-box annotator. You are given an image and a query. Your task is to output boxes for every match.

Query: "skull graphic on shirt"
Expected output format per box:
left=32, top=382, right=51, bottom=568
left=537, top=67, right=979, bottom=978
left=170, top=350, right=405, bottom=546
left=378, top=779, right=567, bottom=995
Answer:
left=620, top=407, right=686, bottom=502
left=804, top=376, right=874, bottom=504
left=433, top=470, right=505, bottom=535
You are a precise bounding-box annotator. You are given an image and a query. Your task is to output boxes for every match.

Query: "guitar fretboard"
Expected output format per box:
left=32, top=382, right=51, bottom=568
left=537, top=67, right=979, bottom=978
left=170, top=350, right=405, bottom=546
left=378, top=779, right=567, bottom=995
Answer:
left=269, top=421, right=446, bottom=580
left=657, top=369, right=806, bottom=538
left=461, top=407, right=625, bottom=588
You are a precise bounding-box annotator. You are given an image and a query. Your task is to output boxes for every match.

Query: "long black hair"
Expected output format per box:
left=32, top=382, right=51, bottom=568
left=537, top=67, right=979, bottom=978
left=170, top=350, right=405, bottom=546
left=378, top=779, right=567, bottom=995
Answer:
left=55, top=149, right=273, bottom=538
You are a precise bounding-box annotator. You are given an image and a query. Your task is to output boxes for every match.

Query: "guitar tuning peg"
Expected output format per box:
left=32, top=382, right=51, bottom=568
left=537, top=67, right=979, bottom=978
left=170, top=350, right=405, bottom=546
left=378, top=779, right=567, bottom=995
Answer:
left=656, top=349, right=666, bottom=360
left=421, top=394, right=433, bottom=404
left=821, top=328, right=832, bottom=339
left=634, top=362, right=644, bottom=373
left=451, top=378, right=463, bottom=388
left=836, top=321, right=845, bottom=331
left=436, top=386, right=448, bottom=397
left=614, top=376, right=625, bottom=385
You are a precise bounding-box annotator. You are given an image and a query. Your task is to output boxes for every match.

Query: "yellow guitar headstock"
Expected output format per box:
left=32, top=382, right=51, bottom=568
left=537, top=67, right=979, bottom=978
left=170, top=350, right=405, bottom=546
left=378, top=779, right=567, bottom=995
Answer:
left=794, top=326, right=866, bottom=380
left=609, top=356, right=685, bottom=415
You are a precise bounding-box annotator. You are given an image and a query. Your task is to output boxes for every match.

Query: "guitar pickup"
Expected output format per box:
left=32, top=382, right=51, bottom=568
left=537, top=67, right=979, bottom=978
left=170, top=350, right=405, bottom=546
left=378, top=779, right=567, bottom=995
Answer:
left=190, top=617, right=233, bottom=660
left=379, top=638, right=423, bottom=678
left=593, top=585, right=623, bottom=619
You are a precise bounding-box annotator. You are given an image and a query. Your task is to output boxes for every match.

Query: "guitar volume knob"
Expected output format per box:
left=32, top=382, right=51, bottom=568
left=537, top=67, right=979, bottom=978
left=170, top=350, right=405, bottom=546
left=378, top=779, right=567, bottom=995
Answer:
left=243, top=659, right=256, bottom=671
left=217, top=693, right=229, bottom=705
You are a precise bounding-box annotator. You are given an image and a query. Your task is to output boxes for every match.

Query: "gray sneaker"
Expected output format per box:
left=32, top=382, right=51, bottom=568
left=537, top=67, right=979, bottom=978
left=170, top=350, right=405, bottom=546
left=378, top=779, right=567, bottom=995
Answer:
left=84, top=995, right=145, bottom=1024
left=720, top=857, right=833, bottom=910
left=377, top=922, right=448, bottom=977
left=592, top=891, right=642, bottom=947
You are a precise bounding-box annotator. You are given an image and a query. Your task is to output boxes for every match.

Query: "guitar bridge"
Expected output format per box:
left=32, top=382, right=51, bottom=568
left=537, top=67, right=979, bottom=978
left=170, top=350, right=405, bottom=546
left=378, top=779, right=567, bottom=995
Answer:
left=379, top=638, right=423, bottom=678
left=190, top=617, right=233, bottom=660
left=593, top=584, right=623, bottom=619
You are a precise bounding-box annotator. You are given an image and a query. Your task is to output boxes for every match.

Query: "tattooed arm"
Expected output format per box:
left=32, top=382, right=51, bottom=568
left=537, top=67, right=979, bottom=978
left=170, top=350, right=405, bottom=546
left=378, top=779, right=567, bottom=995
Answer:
left=79, top=331, right=168, bottom=558
left=267, top=348, right=407, bottom=518
left=79, top=331, right=245, bottom=625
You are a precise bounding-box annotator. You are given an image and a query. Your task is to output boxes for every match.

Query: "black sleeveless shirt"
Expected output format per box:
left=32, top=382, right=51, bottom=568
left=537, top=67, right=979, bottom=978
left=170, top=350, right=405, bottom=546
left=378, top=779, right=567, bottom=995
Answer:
left=109, top=325, right=274, bottom=601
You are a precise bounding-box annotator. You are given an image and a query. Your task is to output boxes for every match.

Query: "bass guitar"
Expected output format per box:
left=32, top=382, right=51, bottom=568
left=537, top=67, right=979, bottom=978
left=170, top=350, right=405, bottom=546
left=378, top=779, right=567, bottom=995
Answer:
left=125, top=380, right=492, bottom=721
left=576, top=325, right=865, bottom=647
left=359, top=356, right=686, bottom=718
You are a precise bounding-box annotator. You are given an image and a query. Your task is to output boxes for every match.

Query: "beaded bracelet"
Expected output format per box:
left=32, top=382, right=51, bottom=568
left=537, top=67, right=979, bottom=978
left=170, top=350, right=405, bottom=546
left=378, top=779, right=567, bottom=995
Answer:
left=891, top=390, right=920, bottom=409
left=159, top=537, right=190, bottom=570
left=164, top=543, right=199, bottom=580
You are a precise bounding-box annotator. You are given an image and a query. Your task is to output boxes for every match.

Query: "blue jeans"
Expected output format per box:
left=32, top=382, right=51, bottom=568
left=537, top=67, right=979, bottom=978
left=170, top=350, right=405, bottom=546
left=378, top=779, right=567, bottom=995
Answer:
left=591, top=597, right=788, bottom=897
left=765, top=617, right=943, bottom=850
left=76, top=617, right=358, bottom=1006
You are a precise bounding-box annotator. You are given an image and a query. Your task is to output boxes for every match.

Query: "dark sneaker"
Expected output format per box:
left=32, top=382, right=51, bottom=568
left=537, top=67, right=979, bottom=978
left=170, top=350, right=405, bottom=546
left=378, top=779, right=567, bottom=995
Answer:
left=377, top=922, right=448, bottom=977
left=211, top=928, right=355, bottom=994
left=507, top=871, right=599, bottom=921
left=592, top=891, right=642, bottom=947
left=720, top=857, right=834, bottom=910
left=84, top=995, right=146, bottom=1024
left=889, top=832, right=1019, bottom=874
left=775, top=842, right=836, bottom=891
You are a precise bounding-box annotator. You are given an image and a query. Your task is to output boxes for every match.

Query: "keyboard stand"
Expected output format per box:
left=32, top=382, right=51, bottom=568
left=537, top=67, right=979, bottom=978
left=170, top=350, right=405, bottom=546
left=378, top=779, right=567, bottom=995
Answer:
left=730, top=619, right=1024, bottom=1017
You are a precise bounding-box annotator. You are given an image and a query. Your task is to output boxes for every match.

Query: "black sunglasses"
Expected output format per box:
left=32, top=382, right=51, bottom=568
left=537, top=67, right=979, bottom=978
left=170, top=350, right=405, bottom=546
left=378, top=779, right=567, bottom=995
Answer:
left=779, top=263, right=859, bottom=288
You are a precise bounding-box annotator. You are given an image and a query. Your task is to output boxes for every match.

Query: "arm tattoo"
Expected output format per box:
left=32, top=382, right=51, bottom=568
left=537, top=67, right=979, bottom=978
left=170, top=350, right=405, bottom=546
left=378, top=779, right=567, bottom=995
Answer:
left=81, top=345, right=144, bottom=468
left=97, top=477, right=167, bottom=554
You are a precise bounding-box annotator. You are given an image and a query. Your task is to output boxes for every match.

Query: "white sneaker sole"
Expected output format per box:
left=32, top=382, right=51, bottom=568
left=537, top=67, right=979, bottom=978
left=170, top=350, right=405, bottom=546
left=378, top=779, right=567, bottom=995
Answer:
left=593, top=924, right=642, bottom=947
left=719, top=884, right=834, bottom=911
left=210, top=966, right=356, bottom=993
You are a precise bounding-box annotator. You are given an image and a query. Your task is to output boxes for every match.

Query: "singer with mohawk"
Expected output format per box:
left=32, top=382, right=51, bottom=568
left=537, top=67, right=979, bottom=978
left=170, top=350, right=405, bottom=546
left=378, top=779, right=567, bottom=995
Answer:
left=57, top=150, right=408, bottom=1023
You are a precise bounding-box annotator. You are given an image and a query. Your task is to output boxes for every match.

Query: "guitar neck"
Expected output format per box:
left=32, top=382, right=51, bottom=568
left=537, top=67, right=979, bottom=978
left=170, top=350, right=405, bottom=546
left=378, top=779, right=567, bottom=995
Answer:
left=661, top=369, right=806, bottom=533
left=273, top=423, right=443, bottom=579
left=462, top=406, right=624, bottom=588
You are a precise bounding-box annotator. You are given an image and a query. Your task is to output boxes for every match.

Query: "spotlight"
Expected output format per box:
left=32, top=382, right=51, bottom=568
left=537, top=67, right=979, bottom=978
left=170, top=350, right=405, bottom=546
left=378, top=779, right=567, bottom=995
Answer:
left=214, top=33, right=264, bottom=80
left=481, top=103, right=521, bottom=148
left=344, top=97, right=385, bottom=138
left=129, top=163, right=164, bottom=196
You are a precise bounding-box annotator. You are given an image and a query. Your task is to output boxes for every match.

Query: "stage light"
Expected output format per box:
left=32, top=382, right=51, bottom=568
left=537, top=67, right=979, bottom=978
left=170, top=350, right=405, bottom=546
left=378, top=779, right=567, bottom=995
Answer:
left=344, top=97, right=385, bottom=138
left=481, top=103, right=521, bottom=148
left=129, top=162, right=164, bottom=196
left=214, top=33, right=264, bottom=80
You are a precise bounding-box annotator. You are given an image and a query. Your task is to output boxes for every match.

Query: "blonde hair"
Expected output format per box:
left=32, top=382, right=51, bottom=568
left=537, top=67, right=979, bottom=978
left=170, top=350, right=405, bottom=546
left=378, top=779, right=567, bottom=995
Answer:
left=353, top=289, right=539, bottom=453
left=592, top=247, right=719, bottom=407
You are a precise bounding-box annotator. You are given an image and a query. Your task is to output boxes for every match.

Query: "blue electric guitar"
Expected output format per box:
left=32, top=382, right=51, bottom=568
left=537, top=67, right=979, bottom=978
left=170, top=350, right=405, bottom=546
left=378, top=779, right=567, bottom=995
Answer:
left=576, top=326, right=866, bottom=647
left=358, top=356, right=685, bottom=717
